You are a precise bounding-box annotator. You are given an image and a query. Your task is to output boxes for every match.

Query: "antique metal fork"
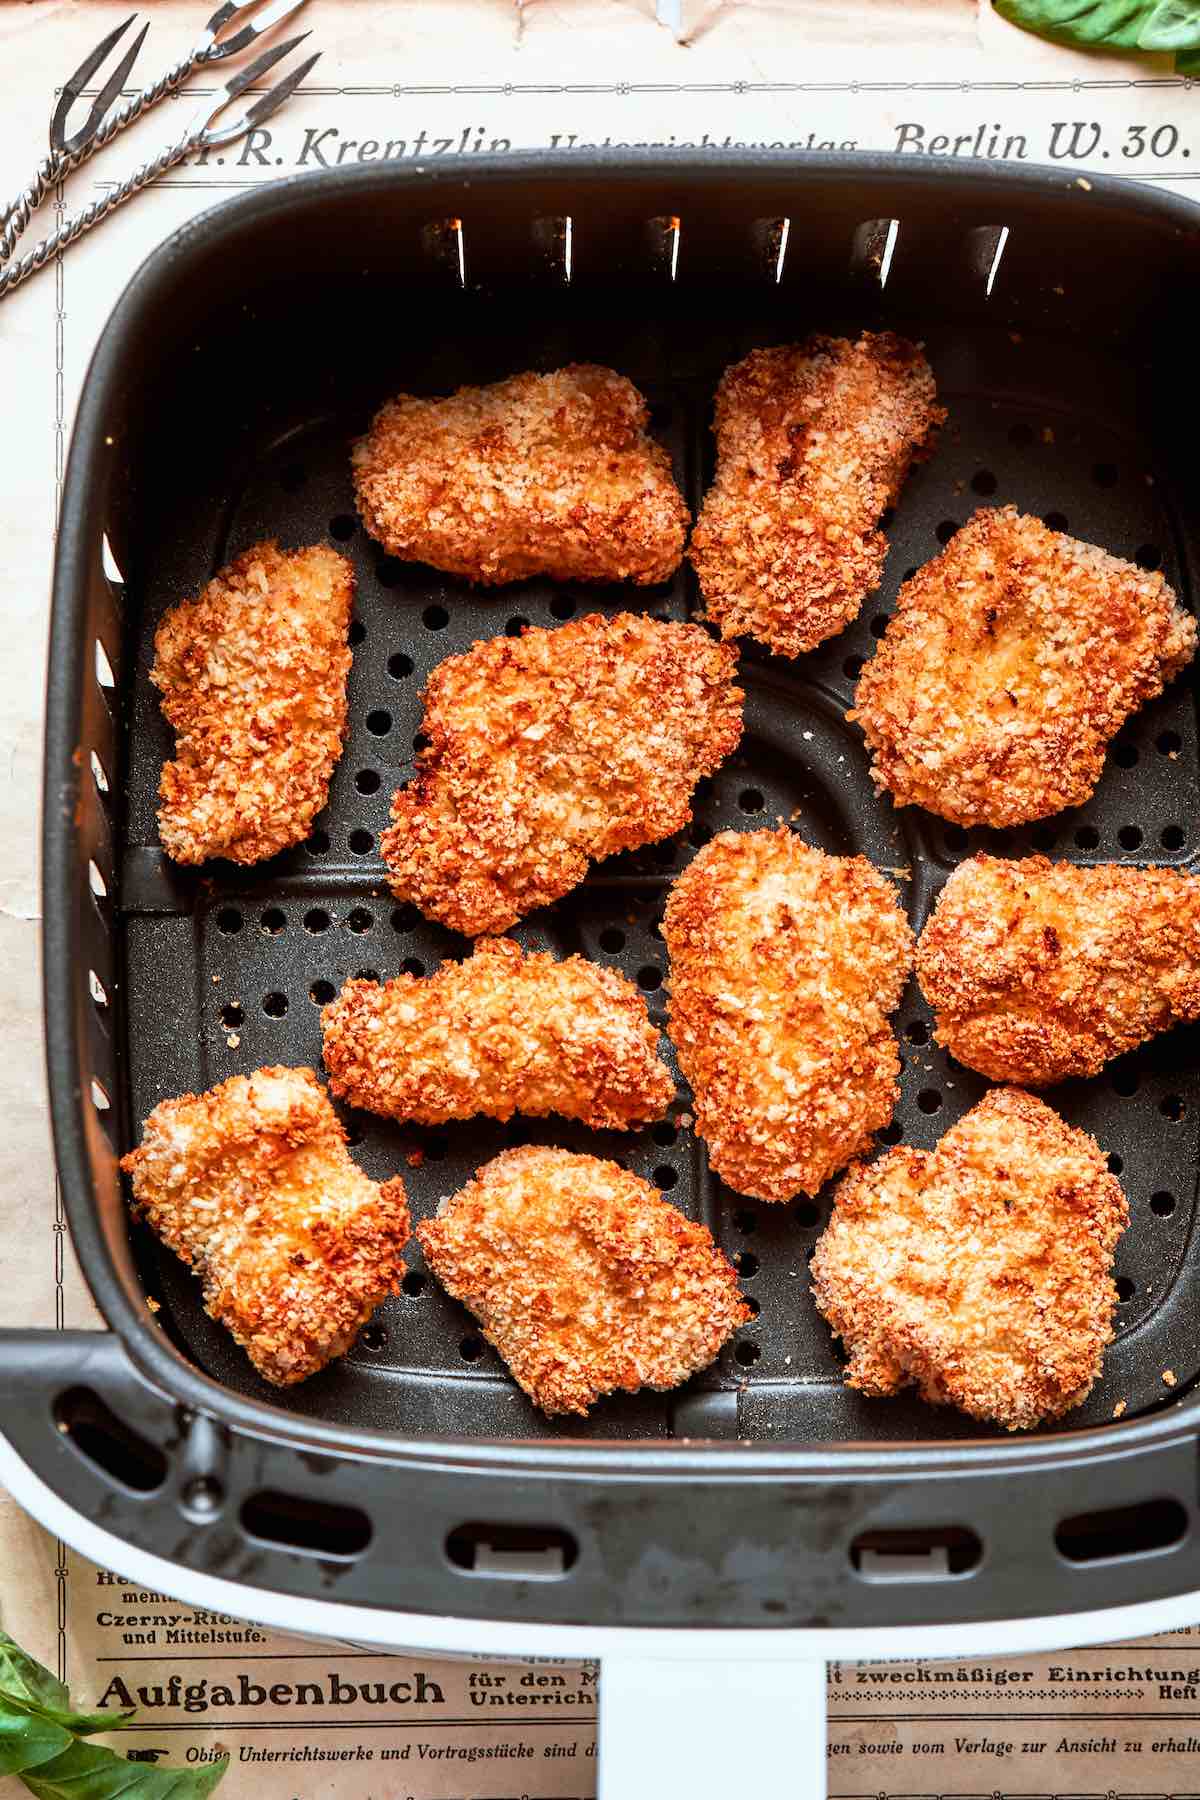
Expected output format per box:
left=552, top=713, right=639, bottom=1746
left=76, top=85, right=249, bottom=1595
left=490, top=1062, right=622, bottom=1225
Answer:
left=0, top=1, right=317, bottom=299
left=1, top=2, right=311, bottom=264
left=2, top=16, right=147, bottom=264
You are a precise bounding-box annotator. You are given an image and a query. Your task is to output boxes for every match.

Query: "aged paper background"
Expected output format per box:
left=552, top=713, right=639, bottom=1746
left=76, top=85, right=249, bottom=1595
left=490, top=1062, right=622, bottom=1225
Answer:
left=4, top=1, right=1200, bottom=1794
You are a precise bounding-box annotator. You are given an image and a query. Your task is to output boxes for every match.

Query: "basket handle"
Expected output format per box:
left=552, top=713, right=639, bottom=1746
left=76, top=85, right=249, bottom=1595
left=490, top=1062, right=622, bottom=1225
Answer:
left=598, top=1653, right=826, bottom=1797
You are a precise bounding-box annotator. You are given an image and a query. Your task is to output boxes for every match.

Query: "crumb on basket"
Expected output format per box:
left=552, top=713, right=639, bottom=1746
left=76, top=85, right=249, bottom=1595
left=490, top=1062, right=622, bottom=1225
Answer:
left=1113, top=1399, right=1127, bottom=1417
left=1164, top=1368, right=1177, bottom=1386
left=407, top=1149, right=425, bottom=1169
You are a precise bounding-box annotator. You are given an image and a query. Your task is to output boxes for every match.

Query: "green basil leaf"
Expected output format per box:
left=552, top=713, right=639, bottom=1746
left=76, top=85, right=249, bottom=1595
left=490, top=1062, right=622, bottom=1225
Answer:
left=22, top=1737, right=229, bottom=1800
left=0, top=1629, right=226, bottom=1798
left=0, top=1688, right=135, bottom=1738
left=995, top=0, right=1200, bottom=64
left=994, top=0, right=1156, bottom=49
left=1138, top=0, right=1200, bottom=46
left=0, top=1706, right=72, bottom=1778
left=0, top=1633, right=71, bottom=1715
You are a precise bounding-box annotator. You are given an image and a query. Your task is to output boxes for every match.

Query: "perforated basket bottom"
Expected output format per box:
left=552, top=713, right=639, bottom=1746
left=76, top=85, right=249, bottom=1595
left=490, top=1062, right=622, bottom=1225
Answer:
left=118, top=312, right=1200, bottom=1443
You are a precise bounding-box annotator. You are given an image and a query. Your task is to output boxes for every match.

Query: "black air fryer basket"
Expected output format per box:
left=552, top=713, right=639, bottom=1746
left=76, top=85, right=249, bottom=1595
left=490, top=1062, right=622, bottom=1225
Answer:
left=7, top=155, right=1200, bottom=1647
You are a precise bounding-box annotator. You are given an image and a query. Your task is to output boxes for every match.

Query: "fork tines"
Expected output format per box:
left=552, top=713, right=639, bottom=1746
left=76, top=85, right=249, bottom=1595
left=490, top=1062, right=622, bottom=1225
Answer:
left=51, top=14, right=150, bottom=156
left=196, top=32, right=319, bottom=146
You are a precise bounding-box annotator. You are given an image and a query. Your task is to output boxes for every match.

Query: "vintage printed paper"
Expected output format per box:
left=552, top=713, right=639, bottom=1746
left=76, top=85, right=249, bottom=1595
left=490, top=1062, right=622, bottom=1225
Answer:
left=4, top=2, right=1200, bottom=1794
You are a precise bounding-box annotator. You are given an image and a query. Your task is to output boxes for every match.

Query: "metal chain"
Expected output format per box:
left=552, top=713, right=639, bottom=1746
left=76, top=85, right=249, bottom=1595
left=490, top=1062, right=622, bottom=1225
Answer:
left=0, top=128, right=204, bottom=302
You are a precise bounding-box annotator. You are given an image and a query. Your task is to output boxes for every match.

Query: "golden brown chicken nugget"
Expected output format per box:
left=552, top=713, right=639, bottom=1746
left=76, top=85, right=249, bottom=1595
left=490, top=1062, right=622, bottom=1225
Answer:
left=322, top=935, right=673, bottom=1130
left=688, top=333, right=943, bottom=657
left=417, top=1146, right=749, bottom=1416
left=121, top=1067, right=410, bottom=1386
left=917, top=853, right=1200, bottom=1085
left=811, top=1088, right=1128, bottom=1430
left=381, top=612, right=743, bottom=937
left=153, top=541, right=354, bottom=865
left=352, top=364, right=688, bottom=586
left=663, top=828, right=914, bottom=1202
left=851, top=507, right=1196, bottom=826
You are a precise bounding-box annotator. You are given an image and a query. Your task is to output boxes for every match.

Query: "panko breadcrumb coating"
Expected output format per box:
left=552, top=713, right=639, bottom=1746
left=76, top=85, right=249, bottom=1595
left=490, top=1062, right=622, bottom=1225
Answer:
left=663, top=828, right=914, bottom=1202
left=381, top=612, right=743, bottom=936
left=120, top=1067, right=409, bottom=1386
left=152, top=541, right=354, bottom=865
left=417, top=1146, right=749, bottom=1415
left=811, top=1088, right=1128, bottom=1430
left=688, top=333, right=943, bottom=657
left=917, top=854, right=1200, bottom=1085
left=851, top=507, right=1197, bottom=826
left=321, top=936, right=674, bottom=1130
left=352, top=364, right=689, bottom=586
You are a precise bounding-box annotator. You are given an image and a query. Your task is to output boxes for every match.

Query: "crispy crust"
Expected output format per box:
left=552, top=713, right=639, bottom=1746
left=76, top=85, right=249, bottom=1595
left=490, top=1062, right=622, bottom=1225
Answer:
left=120, top=1067, right=410, bottom=1386
left=152, top=541, right=354, bottom=865
left=321, top=936, right=674, bottom=1130
left=352, top=363, right=689, bottom=586
left=688, top=333, right=943, bottom=658
left=663, top=828, right=915, bottom=1202
left=917, top=853, right=1200, bottom=1085
left=381, top=612, right=743, bottom=936
left=851, top=506, right=1197, bottom=826
left=811, top=1088, right=1128, bottom=1430
left=416, top=1145, right=749, bottom=1415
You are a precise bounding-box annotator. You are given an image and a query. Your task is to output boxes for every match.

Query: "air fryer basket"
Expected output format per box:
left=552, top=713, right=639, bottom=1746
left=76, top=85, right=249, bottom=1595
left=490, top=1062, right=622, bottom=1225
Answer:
left=7, top=154, right=1200, bottom=1631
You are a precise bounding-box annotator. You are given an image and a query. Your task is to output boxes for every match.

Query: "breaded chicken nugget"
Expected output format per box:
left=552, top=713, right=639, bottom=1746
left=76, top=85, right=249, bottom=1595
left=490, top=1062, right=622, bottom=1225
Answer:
left=688, top=333, right=943, bottom=657
left=352, top=364, right=688, bottom=586
left=381, top=612, right=743, bottom=936
left=121, top=1067, right=410, bottom=1386
left=417, top=1146, right=749, bottom=1415
left=153, top=541, right=354, bottom=865
left=810, top=1088, right=1128, bottom=1430
left=917, top=853, right=1200, bottom=1086
left=851, top=507, right=1196, bottom=826
left=321, top=936, right=674, bottom=1129
left=663, top=828, right=915, bottom=1202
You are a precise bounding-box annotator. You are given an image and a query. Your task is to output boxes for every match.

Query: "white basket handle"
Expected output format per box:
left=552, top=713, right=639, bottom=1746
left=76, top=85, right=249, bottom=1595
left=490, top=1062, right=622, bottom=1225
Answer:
left=599, top=1654, right=827, bottom=1798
